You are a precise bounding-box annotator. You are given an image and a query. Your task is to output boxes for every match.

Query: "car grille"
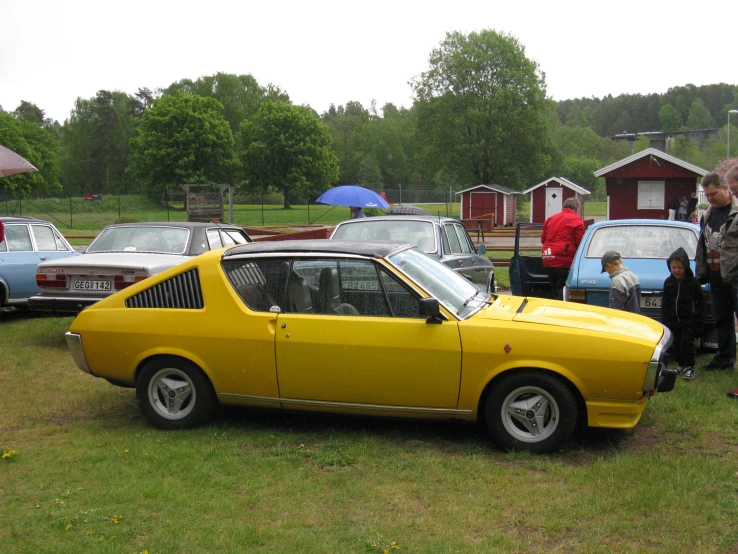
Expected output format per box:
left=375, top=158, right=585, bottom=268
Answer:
left=125, top=269, right=203, bottom=309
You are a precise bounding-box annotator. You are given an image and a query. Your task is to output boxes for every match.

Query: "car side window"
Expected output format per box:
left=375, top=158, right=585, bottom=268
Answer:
left=53, top=229, right=71, bottom=251
left=285, top=258, right=400, bottom=317
left=222, top=258, right=287, bottom=312
left=454, top=224, right=473, bottom=254
left=5, top=225, right=33, bottom=252
left=206, top=229, right=223, bottom=249
left=379, top=268, right=423, bottom=318
left=444, top=223, right=462, bottom=254
left=31, top=225, right=58, bottom=251
left=223, top=229, right=250, bottom=244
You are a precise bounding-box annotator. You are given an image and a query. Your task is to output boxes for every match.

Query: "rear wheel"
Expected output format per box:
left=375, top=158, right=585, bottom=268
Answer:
left=485, top=371, right=577, bottom=453
left=136, top=357, right=216, bottom=430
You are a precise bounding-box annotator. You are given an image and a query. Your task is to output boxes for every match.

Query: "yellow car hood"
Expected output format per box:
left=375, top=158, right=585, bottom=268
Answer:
left=476, top=295, right=664, bottom=343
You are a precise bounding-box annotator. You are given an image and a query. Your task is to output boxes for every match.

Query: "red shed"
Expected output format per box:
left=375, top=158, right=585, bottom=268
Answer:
left=522, top=177, right=591, bottom=224
left=456, top=184, right=519, bottom=229
left=594, top=148, right=707, bottom=220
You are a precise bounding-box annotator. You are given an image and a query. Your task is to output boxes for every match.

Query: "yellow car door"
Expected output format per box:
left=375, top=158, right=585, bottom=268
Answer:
left=274, top=258, right=462, bottom=409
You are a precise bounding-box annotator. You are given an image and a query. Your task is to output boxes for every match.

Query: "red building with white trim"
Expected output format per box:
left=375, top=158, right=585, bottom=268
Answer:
left=594, top=148, right=707, bottom=220
left=522, top=177, right=590, bottom=224
left=456, top=184, right=520, bottom=229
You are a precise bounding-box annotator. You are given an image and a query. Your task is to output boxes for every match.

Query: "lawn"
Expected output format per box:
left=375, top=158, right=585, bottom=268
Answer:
left=2, top=311, right=738, bottom=552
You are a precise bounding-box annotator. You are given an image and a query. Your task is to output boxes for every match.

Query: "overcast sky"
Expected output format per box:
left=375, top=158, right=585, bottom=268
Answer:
left=1, top=0, right=733, bottom=123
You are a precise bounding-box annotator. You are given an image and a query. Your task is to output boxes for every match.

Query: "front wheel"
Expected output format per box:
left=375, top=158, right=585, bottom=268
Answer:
left=136, top=357, right=216, bottom=430
left=485, top=371, right=577, bottom=454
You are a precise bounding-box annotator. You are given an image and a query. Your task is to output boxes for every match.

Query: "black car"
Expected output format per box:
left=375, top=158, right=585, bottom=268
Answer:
left=330, top=215, right=495, bottom=291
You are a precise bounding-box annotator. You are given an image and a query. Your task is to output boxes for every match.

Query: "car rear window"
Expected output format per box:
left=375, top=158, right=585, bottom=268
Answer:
left=585, top=225, right=698, bottom=259
left=88, top=226, right=190, bottom=254
left=333, top=220, right=436, bottom=252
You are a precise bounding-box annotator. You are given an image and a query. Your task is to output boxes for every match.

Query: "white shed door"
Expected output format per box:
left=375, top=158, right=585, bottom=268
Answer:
left=545, top=188, right=563, bottom=219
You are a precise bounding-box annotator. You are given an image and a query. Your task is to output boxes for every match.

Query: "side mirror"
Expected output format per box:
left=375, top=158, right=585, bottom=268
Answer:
left=477, top=244, right=486, bottom=255
left=486, top=270, right=496, bottom=294
left=419, top=297, right=443, bottom=324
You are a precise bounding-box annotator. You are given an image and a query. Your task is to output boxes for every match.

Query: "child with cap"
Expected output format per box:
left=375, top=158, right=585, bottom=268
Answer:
left=601, top=251, right=642, bottom=313
left=660, top=247, right=705, bottom=380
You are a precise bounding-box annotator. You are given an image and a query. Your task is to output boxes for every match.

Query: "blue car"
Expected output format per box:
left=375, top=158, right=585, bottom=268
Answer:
left=510, top=219, right=716, bottom=347
left=0, top=216, right=79, bottom=310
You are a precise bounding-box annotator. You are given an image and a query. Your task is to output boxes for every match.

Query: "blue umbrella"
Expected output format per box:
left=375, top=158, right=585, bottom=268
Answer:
left=316, top=185, right=389, bottom=208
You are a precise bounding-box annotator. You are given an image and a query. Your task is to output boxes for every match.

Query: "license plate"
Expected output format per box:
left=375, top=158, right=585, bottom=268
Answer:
left=343, top=280, right=378, bottom=291
left=640, top=295, right=662, bottom=309
left=73, top=280, right=111, bottom=291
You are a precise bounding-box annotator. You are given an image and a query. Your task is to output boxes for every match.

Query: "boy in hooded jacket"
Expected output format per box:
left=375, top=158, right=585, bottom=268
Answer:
left=661, top=247, right=705, bottom=380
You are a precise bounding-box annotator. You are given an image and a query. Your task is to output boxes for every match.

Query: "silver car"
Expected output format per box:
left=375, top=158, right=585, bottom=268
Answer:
left=330, top=215, right=495, bottom=291
left=30, top=222, right=252, bottom=313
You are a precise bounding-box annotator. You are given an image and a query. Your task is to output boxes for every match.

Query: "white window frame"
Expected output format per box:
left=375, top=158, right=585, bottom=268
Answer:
left=637, top=181, right=665, bottom=210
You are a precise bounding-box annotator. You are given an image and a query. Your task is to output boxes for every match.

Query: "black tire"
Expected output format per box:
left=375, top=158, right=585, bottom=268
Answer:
left=136, top=357, right=216, bottom=430
left=485, top=371, right=577, bottom=454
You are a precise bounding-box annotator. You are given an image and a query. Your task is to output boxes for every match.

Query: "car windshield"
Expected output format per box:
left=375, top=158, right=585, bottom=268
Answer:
left=387, top=247, right=488, bottom=318
left=585, top=225, right=699, bottom=259
left=333, top=220, right=437, bottom=253
left=87, top=226, right=190, bottom=254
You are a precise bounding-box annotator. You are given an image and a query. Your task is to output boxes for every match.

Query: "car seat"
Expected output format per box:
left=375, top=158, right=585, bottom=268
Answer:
left=318, top=267, right=359, bottom=316
left=236, top=284, right=277, bottom=312
left=287, top=275, right=314, bottom=314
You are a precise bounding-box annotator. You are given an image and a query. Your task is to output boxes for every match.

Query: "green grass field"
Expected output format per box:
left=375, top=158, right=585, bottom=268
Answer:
left=2, top=312, right=738, bottom=552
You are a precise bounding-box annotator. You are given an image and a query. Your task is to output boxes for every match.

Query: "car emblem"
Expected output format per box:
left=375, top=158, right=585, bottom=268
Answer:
left=89, top=269, right=94, bottom=274
left=504, top=343, right=512, bottom=354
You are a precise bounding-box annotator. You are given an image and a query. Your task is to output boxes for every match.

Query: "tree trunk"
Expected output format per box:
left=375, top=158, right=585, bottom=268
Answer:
left=283, top=185, right=292, bottom=209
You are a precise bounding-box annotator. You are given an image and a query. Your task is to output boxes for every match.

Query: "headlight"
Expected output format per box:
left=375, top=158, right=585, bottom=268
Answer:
left=643, top=325, right=673, bottom=392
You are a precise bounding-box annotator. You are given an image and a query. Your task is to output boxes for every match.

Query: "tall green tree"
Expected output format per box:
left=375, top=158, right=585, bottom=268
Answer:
left=164, top=73, right=290, bottom=134
left=355, top=154, right=383, bottom=188
left=411, top=30, right=552, bottom=188
left=13, top=101, right=44, bottom=126
left=0, top=112, right=61, bottom=196
left=658, top=104, right=682, bottom=132
left=59, top=90, right=139, bottom=195
left=353, top=103, right=416, bottom=187
left=128, top=94, right=237, bottom=191
left=239, top=101, right=339, bottom=209
left=686, top=98, right=714, bottom=130
left=322, top=101, right=371, bottom=184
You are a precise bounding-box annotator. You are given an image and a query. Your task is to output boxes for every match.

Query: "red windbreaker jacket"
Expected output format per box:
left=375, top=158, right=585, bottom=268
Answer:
left=541, top=208, right=584, bottom=268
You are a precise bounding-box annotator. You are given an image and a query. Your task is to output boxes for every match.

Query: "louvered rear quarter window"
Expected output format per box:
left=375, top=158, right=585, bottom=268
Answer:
left=125, top=269, right=203, bottom=309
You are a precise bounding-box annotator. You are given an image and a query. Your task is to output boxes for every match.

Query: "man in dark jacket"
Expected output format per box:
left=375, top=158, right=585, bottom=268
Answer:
left=661, top=247, right=705, bottom=380
left=541, top=198, right=584, bottom=300
left=695, top=171, right=738, bottom=370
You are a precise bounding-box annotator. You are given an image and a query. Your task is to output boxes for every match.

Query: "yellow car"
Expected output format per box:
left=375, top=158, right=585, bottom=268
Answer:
left=66, top=240, right=675, bottom=453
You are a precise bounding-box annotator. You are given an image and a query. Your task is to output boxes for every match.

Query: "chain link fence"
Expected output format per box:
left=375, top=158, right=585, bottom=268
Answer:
left=0, top=186, right=464, bottom=230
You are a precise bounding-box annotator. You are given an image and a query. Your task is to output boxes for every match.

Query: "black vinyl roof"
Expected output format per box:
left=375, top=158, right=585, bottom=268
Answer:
left=223, top=240, right=412, bottom=259
left=0, top=216, right=52, bottom=224
left=102, top=221, right=243, bottom=229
